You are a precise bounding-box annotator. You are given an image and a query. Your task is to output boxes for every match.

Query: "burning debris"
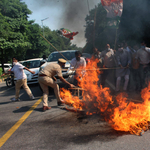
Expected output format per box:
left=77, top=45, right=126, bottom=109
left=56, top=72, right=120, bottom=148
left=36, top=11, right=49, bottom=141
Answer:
left=60, top=59, right=150, bottom=136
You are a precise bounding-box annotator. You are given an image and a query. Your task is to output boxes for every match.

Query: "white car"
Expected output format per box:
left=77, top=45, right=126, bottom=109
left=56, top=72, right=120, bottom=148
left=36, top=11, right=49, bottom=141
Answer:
left=14, top=58, right=45, bottom=84
left=40, top=50, right=77, bottom=84
left=0, top=63, right=12, bottom=73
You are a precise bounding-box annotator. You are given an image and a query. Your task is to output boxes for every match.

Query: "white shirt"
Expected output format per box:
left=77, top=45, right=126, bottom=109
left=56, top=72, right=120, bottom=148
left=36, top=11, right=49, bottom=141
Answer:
left=11, top=62, right=27, bottom=80
left=100, top=49, right=115, bottom=68
left=136, top=47, right=150, bottom=65
left=70, top=57, right=86, bottom=69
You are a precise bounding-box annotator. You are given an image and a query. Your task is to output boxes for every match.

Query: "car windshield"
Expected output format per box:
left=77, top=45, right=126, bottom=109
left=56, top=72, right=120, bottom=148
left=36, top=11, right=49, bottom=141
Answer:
left=4, top=65, right=10, bottom=68
left=22, top=60, right=41, bottom=69
left=82, top=53, right=91, bottom=58
left=47, top=51, right=75, bottom=62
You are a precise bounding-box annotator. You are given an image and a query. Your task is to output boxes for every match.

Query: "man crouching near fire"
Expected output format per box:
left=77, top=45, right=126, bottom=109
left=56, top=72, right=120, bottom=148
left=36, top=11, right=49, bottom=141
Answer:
left=38, top=58, right=75, bottom=111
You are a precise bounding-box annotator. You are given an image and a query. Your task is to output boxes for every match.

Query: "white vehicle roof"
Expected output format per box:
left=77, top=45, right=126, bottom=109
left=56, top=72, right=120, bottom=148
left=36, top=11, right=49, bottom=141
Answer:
left=20, top=58, right=43, bottom=62
left=0, top=63, right=12, bottom=66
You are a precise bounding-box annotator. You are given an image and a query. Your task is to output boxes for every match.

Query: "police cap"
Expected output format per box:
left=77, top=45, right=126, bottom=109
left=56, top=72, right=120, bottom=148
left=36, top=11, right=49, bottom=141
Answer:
left=58, top=58, right=67, bottom=63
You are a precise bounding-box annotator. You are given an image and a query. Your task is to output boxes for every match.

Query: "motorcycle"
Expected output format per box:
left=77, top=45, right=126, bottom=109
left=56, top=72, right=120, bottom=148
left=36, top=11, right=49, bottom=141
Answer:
left=5, top=73, right=15, bottom=87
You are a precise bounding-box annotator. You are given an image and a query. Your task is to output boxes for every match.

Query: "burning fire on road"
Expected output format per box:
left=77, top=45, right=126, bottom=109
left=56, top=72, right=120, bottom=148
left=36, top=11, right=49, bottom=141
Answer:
left=60, top=59, right=150, bottom=136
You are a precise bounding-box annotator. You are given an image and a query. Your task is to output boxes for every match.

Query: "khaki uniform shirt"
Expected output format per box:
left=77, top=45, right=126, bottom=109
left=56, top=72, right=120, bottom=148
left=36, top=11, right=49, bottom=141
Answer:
left=39, top=63, right=62, bottom=78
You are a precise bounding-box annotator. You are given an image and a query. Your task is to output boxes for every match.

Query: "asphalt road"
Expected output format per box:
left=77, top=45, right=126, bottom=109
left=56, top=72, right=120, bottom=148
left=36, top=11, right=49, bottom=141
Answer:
left=0, top=82, right=150, bottom=150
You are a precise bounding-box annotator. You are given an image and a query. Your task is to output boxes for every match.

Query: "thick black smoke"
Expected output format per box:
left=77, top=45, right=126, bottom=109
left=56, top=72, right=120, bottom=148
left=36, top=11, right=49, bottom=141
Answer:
left=119, top=0, right=150, bottom=46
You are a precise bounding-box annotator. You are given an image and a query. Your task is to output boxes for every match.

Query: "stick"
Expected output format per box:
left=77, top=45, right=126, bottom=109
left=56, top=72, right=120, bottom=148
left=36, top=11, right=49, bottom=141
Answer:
left=68, top=87, right=86, bottom=91
left=93, top=6, right=97, bottom=48
left=114, top=27, right=118, bottom=51
left=62, top=66, right=128, bottom=71
left=126, top=98, right=143, bottom=103
left=40, top=34, right=71, bottom=64
left=113, top=95, right=143, bottom=103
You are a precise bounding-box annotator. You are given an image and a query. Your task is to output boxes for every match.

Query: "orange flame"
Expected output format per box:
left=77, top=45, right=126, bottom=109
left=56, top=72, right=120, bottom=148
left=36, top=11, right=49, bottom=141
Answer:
left=60, top=59, right=150, bottom=135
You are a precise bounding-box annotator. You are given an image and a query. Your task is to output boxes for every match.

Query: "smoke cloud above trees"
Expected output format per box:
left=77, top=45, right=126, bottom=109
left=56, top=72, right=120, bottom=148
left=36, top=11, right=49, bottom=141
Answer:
left=23, top=0, right=100, bottom=47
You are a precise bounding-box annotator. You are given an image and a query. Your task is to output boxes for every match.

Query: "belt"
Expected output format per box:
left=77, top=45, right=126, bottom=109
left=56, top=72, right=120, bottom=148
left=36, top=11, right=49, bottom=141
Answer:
left=39, top=74, right=47, bottom=77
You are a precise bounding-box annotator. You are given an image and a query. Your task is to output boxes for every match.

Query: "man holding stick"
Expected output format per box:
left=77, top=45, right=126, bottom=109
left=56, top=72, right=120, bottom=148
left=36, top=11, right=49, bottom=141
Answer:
left=100, top=44, right=116, bottom=88
left=135, top=41, right=150, bottom=90
left=115, top=45, right=131, bottom=92
left=38, top=58, right=74, bottom=111
left=69, top=51, right=86, bottom=86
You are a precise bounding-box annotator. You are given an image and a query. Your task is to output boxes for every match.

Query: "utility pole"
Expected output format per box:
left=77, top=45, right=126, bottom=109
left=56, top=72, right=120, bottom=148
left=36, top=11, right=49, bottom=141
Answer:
left=87, top=0, right=90, bottom=14
left=41, top=17, right=49, bottom=37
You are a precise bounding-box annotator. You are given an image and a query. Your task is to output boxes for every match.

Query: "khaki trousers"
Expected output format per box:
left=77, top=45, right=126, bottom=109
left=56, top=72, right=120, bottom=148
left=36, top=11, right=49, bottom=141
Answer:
left=15, top=79, right=33, bottom=99
left=38, top=76, right=61, bottom=106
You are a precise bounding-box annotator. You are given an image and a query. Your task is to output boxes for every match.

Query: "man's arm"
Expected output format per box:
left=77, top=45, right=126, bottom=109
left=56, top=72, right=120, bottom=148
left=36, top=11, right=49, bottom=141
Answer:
left=24, top=67, right=35, bottom=74
left=100, top=51, right=104, bottom=58
left=127, top=51, right=131, bottom=65
left=1, top=70, right=13, bottom=77
left=116, top=53, right=123, bottom=68
left=58, top=76, right=74, bottom=88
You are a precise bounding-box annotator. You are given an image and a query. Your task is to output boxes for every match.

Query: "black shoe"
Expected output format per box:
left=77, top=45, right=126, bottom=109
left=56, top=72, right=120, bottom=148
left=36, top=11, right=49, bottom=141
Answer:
left=57, top=101, right=64, bottom=106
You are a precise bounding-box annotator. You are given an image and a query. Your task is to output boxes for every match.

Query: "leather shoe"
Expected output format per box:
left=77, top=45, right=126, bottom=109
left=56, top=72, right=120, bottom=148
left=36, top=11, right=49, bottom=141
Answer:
left=43, top=106, right=51, bottom=111
left=57, top=101, right=64, bottom=106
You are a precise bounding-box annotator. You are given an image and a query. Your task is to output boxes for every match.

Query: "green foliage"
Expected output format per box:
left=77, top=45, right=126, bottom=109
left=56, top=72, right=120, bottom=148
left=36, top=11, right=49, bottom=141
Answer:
left=0, top=67, right=2, bottom=76
left=0, top=0, right=32, bottom=66
left=84, top=3, right=117, bottom=53
left=0, top=0, right=81, bottom=68
left=84, top=0, right=150, bottom=53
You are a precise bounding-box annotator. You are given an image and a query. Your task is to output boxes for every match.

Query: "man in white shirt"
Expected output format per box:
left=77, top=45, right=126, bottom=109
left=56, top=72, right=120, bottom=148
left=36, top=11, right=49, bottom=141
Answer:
left=1, top=57, right=35, bottom=101
left=71, top=51, right=86, bottom=69
left=136, top=41, right=150, bottom=90
left=100, top=44, right=116, bottom=88
left=70, top=51, right=86, bottom=86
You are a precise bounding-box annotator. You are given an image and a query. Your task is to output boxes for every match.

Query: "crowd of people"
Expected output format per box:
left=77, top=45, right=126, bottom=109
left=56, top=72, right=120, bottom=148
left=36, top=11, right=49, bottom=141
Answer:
left=1, top=42, right=150, bottom=112
left=92, top=41, right=150, bottom=93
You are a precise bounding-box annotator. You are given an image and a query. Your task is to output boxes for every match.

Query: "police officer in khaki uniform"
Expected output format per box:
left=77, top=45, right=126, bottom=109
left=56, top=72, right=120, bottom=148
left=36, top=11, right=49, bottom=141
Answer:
left=38, top=58, right=74, bottom=111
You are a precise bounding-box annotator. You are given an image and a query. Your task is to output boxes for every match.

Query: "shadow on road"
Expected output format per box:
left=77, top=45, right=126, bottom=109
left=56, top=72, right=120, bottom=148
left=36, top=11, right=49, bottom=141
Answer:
left=32, top=112, right=130, bottom=148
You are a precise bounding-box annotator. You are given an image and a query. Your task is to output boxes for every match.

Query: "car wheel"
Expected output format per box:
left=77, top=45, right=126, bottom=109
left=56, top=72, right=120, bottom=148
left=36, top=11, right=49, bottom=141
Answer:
left=6, top=78, right=13, bottom=87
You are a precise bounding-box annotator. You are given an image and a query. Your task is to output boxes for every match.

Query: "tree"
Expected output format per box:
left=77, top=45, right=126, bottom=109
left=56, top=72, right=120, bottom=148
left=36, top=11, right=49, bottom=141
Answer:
left=0, top=0, right=82, bottom=72
left=0, top=0, right=32, bottom=71
left=84, top=3, right=117, bottom=53
left=84, top=0, right=150, bottom=53
left=25, top=24, right=50, bottom=59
